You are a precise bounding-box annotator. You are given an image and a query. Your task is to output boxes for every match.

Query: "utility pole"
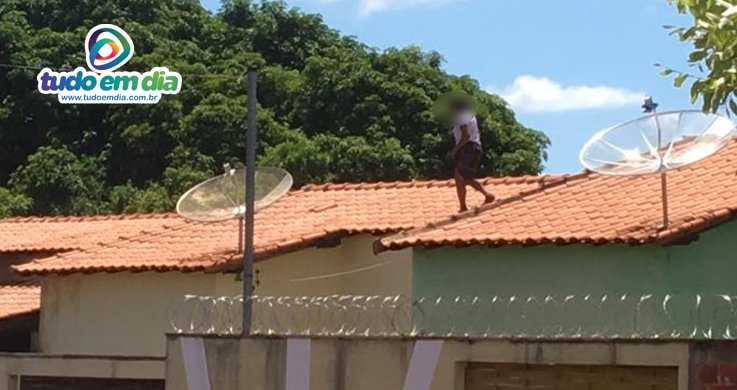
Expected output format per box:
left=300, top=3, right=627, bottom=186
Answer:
left=242, top=67, right=258, bottom=335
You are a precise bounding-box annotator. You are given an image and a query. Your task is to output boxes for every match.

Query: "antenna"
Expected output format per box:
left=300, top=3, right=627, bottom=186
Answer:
left=176, top=166, right=293, bottom=222
left=176, top=69, right=293, bottom=336
left=580, top=96, right=736, bottom=229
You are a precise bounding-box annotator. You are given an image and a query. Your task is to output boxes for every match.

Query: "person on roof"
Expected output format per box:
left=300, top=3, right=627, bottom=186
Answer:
left=450, top=98, right=496, bottom=212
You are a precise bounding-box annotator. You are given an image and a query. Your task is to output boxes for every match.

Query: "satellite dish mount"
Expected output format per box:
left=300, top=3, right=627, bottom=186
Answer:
left=175, top=67, right=294, bottom=336
left=642, top=96, right=670, bottom=229
left=581, top=95, right=737, bottom=232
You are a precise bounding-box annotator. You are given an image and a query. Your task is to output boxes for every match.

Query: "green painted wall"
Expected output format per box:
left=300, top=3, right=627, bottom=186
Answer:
left=411, top=220, right=737, bottom=338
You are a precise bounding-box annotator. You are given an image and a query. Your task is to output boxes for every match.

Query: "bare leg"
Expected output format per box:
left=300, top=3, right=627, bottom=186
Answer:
left=467, top=178, right=496, bottom=204
left=454, top=169, right=468, bottom=212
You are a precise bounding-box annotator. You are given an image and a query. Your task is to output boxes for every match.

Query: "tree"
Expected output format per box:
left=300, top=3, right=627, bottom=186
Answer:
left=663, top=0, right=737, bottom=114
left=0, top=188, right=32, bottom=218
left=0, top=0, right=549, bottom=216
left=8, top=146, right=107, bottom=215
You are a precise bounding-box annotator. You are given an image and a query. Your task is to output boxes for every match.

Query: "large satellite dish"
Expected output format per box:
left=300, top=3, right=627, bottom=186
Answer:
left=580, top=97, right=736, bottom=228
left=177, top=166, right=293, bottom=222
left=581, top=110, right=735, bottom=175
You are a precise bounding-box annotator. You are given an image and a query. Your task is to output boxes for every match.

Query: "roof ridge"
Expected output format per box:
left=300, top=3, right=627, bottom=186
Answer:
left=298, top=175, right=558, bottom=192
left=374, top=171, right=592, bottom=253
left=0, top=213, right=179, bottom=224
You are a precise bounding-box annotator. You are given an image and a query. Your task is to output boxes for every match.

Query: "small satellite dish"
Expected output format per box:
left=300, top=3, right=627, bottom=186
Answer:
left=580, top=98, right=736, bottom=228
left=177, top=166, right=293, bottom=222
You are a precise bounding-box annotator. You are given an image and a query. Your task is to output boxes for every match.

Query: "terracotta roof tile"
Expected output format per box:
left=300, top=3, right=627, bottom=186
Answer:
left=0, top=213, right=185, bottom=253
left=378, top=139, right=737, bottom=251
left=13, top=176, right=551, bottom=275
left=0, top=283, right=40, bottom=320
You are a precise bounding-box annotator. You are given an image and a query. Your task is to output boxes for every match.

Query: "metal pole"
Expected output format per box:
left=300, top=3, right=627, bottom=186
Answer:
left=652, top=109, right=669, bottom=228
left=242, top=67, right=258, bottom=335
left=238, top=218, right=243, bottom=254
left=660, top=171, right=669, bottom=228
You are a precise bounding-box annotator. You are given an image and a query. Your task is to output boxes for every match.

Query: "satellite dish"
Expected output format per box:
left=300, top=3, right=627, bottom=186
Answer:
left=580, top=100, right=736, bottom=228
left=177, top=166, right=293, bottom=222
left=581, top=110, right=736, bottom=175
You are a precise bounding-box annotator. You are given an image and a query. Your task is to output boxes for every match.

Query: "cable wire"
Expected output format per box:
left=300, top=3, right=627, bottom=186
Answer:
left=0, top=63, right=245, bottom=79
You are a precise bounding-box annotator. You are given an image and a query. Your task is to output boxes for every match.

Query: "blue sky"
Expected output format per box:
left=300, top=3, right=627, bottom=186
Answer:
left=201, top=0, right=695, bottom=174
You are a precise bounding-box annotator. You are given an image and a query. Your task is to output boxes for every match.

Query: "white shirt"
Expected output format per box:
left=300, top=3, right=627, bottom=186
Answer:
left=452, top=111, right=481, bottom=146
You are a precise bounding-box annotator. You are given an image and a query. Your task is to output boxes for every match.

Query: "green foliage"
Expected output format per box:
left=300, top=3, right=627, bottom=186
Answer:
left=664, top=0, right=737, bottom=114
left=8, top=146, right=107, bottom=215
left=0, top=187, right=32, bottom=218
left=261, top=132, right=415, bottom=186
left=0, top=0, right=549, bottom=216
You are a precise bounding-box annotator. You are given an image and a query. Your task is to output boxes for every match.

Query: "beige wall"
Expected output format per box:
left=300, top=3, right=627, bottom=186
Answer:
left=252, top=235, right=412, bottom=297
left=39, top=235, right=412, bottom=357
left=40, top=272, right=224, bottom=357
left=165, top=336, right=690, bottom=390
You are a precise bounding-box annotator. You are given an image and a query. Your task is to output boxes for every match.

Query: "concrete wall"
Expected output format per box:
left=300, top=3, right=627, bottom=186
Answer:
left=0, top=354, right=164, bottom=390
left=39, top=235, right=412, bottom=357
left=412, top=220, right=737, bottom=336
left=40, top=272, right=225, bottom=357
left=165, top=336, right=690, bottom=390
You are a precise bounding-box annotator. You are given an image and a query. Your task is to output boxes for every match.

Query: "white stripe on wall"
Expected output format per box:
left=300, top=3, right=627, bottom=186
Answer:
left=402, top=340, right=444, bottom=390
left=181, top=337, right=212, bottom=390
left=286, top=338, right=312, bottom=390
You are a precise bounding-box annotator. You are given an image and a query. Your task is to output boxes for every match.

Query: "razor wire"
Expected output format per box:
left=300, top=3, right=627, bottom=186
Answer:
left=169, top=294, right=737, bottom=339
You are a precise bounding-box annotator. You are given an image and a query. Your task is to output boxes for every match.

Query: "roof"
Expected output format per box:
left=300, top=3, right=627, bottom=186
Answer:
left=378, top=139, right=737, bottom=251
left=0, top=214, right=184, bottom=253
left=0, top=284, right=41, bottom=320
left=13, top=176, right=553, bottom=275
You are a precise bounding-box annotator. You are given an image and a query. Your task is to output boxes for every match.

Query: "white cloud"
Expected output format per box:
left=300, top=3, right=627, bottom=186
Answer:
left=361, top=0, right=459, bottom=15
left=491, top=75, right=644, bottom=113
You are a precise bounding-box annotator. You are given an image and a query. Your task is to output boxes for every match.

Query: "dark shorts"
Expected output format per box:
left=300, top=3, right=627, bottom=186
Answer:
left=454, top=142, right=482, bottom=179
